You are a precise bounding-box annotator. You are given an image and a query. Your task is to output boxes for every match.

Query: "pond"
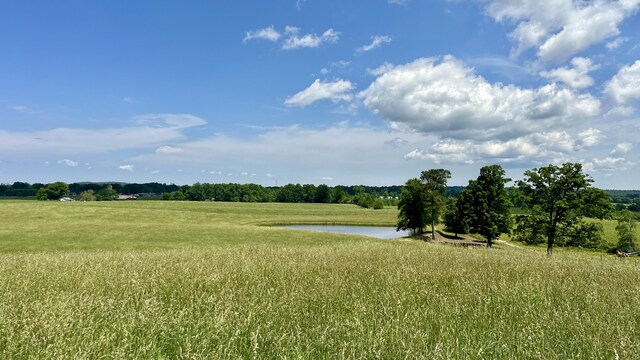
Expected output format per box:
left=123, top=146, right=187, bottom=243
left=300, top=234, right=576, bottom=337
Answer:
left=281, top=225, right=411, bottom=239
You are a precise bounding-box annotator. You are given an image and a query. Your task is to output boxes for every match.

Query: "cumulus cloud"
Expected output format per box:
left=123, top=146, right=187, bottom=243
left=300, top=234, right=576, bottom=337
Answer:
left=367, top=62, right=394, bottom=76
left=285, top=79, right=355, bottom=107
left=481, top=0, right=640, bottom=62
left=583, top=156, right=632, bottom=173
left=360, top=56, right=600, bottom=141
left=243, top=26, right=281, bottom=43
left=604, top=60, right=640, bottom=107
left=402, top=130, right=594, bottom=165
left=282, top=28, right=340, bottom=49
left=356, top=35, right=392, bottom=53
left=57, top=159, right=78, bottom=167
left=539, top=57, right=599, bottom=89
left=119, top=164, right=135, bottom=172
left=578, top=128, right=604, bottom=147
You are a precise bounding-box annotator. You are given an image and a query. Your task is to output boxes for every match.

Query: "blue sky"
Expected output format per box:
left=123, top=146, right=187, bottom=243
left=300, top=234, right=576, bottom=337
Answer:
left=1, top=1, right=640, bottom=188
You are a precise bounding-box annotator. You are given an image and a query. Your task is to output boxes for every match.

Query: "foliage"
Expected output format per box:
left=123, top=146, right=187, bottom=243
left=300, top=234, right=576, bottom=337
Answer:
left=420, top=169, right=452, bottom=239
left=186, top=182, right=207, bottom=201
left=516, top=163, right=611, bottom=255
left=580, top=188, right=614, bottom=219
left=78, top=190, right=96, bottom=202
left=459, top=165, right=512, bottom=248
left=443, top=196, right=470, bottom=237
left=95, top=188, right=118, bottom=201
left=616, top=211, right=638, bottom=252
left=397, top=178, right=427, bottom=235
left=36, top=182, right=70, bottom=200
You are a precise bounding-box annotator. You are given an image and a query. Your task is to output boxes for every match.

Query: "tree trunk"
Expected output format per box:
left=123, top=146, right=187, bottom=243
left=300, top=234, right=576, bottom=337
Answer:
left=487, top=237, right=493, bottom=248
left=546, top=227, right=555, bottom=255
left=431, top=221, right=436, bottom=240
left=547, top=212, right=556, bottom=256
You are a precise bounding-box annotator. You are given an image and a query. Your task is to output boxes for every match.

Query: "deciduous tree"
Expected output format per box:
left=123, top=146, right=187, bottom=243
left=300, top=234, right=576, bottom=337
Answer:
left=397, top=178, right=427, bottom=235
left=516, top=163, right=610, bottom=255
left=420, top=169, right=451, bottom=239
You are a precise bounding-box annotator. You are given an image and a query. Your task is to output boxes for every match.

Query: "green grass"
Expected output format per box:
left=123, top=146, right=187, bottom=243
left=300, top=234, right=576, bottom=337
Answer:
left=0, top=201, right=639, bottom=358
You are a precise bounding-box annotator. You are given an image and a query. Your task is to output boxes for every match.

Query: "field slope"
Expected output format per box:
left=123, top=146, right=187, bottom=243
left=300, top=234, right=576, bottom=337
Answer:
left=0, top=201, right=639, bottom=358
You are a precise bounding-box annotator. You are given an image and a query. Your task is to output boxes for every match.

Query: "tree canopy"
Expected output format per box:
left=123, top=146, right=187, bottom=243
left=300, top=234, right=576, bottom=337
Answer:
left=397, top=178, right=427, bottom=235
left=420, top=169, right=451, bottom=239
left=516, top=163, right=611, bottom=255
left=455, top=165, right=512, bottom=248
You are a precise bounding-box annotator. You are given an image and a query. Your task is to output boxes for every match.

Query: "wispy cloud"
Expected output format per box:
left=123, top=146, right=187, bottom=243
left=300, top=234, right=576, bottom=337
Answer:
left=282, top=28, right=340, bottom=49
left=119, top=164, right=135, bottom=172
left=285, top=79, right=354, bottom=107
left=356, top=35, right=392, bottom=53
left=243, top=26, right=281, bottom=43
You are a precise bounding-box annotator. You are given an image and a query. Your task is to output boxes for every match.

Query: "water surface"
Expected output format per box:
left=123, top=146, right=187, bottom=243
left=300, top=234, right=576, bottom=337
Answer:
left=282, top=225, right=410, bottom=239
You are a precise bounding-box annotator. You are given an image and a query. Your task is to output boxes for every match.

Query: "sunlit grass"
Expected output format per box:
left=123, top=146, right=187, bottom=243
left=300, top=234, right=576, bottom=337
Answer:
left=0, top=201, right=639, bottom=358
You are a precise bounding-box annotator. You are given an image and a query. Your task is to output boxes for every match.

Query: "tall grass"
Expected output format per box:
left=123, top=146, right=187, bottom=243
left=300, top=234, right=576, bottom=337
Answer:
left=0, top=201, right=638, bottom=358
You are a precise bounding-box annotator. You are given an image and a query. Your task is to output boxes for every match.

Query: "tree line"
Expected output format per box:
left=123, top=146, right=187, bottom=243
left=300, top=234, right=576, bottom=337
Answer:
left=397, top=163, right=637, bottom=255
left=4, top=181, right=403, bottom=207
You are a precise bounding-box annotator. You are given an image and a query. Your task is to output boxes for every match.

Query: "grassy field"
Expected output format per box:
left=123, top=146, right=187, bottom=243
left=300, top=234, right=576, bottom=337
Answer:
left=0, top=201, right=639, bottom=358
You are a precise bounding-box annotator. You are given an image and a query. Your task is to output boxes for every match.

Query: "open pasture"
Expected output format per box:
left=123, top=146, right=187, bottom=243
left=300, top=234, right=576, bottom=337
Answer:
left=0, top=201, right=639, bottom=358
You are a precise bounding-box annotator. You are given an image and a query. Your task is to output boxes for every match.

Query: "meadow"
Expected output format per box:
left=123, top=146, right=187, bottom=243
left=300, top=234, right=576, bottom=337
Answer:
left=0, top=201, right=639, bottom=358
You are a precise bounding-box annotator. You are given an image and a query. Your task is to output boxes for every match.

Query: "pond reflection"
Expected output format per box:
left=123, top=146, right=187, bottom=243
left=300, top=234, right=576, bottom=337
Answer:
left=281, top=225, right=410, bottom=239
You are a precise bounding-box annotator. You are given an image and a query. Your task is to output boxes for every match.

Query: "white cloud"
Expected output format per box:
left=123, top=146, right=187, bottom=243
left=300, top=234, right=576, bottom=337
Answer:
left=282, top=28, right=340, bottom=49
left=360, top=56, right=600, bottom=141
left=119, top=164, right=135, bottom=172
left=388, top=0, right=410, bottom=4
left=606, top=36, right=629, bottom=50
left=578, top=128, right=604, bottom=147
left=583, top=156, right=632, bottom=173
left=321, top=176, right=334, bottom=181
left=151, top=170, right=160, bottom=174
left=402, top=130, right=592, bottom=165
left=604, top=60, right=640, bottom=107
left=243, top=26, right=281, bottom=43
left=356, top=35, right=392, bottom=53
left=57, top=159, right=78, bottom=167
left=155, top=145, right=184, bottom=154
left=367, top=62, right=394, bottom=76
left=285, top=79, right=355, bottom=107
left=482, top=0, right=640, bottom=62
left=539, top=57, right=599, bottom=89
left=0, top=113, right=205, bottom=157
left=612, top=142, right=633, bottom=154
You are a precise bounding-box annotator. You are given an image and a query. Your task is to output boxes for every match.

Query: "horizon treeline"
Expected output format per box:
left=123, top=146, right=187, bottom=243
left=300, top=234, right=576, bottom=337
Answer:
left=2, top=181, right=640, bottom=210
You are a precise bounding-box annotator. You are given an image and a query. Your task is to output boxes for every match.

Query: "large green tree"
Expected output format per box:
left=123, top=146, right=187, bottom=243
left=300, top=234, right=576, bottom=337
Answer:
left=461, top=165, right=512, bottom=248
left=420, top=169, right=451, bottom=239
left=516, top=162, right=610, bottom=255
left=36, top=182, right=70, bottom=200
left=397, top=178, right=427, bottom=235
